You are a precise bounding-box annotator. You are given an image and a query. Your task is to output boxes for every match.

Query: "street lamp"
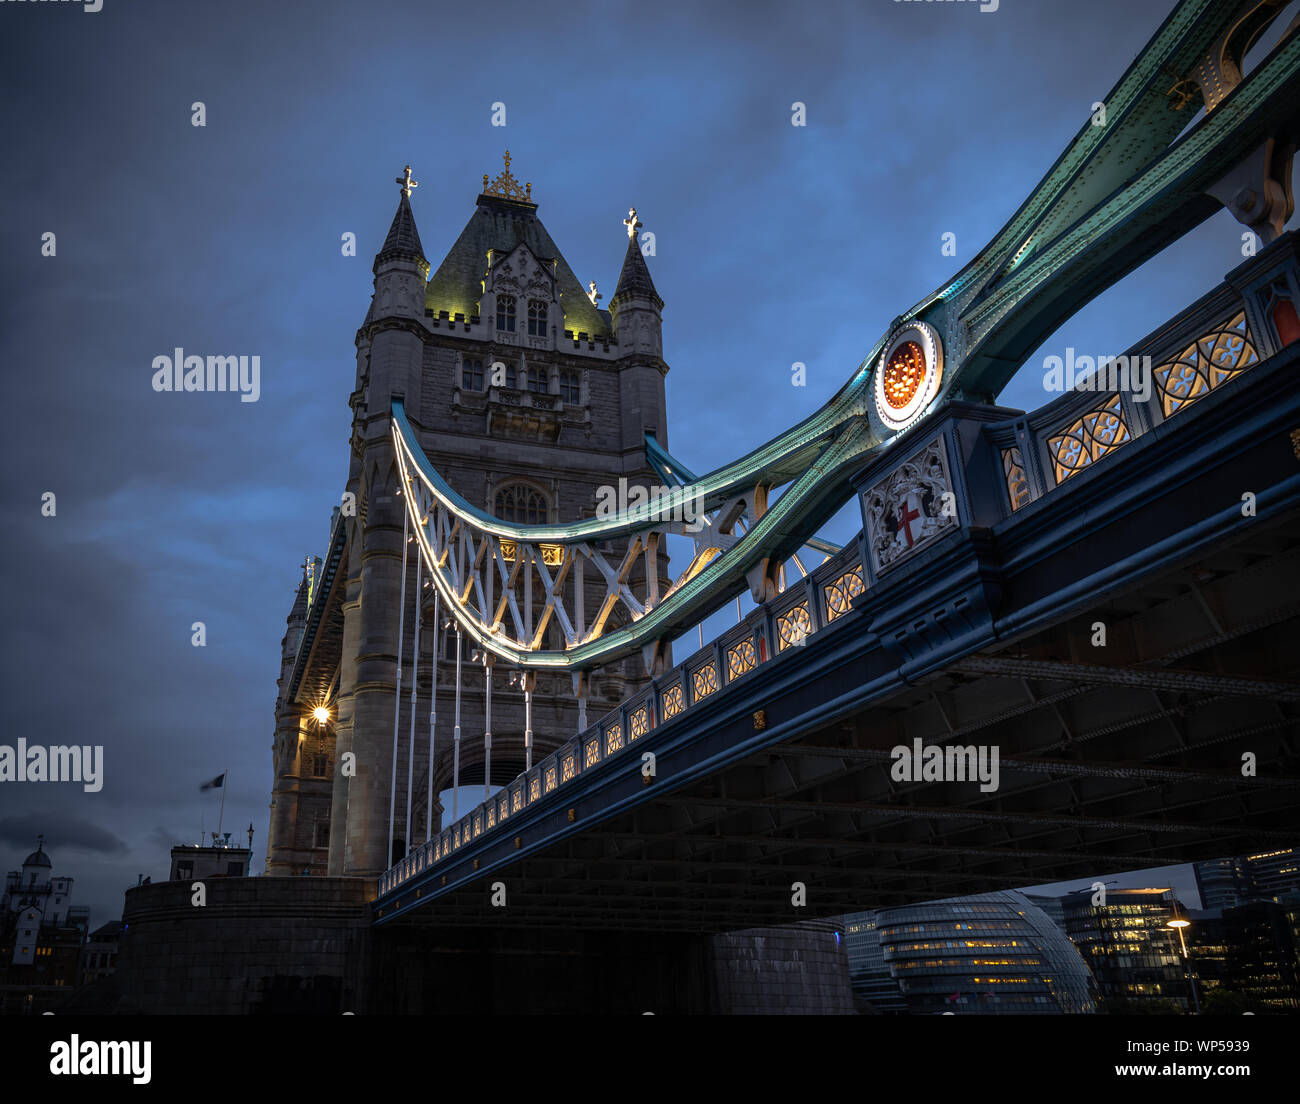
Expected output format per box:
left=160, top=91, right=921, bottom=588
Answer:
left=1166, top=910, right=1201, bottom=1015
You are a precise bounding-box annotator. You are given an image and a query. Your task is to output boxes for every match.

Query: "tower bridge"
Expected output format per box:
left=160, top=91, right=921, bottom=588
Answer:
left=272, top=0, right=1300, bottom=945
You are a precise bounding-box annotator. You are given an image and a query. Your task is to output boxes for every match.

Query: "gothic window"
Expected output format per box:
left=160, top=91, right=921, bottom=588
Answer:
left=462, top=357, right=484, bottom=390
left=496, top=295, right=516, bottom=332
left=494, top=484, right=548, bottom=524
left=528, top=300, right=548, bottom=336
left=560, top=369, right=581, bottom=403
left=526, top=366, right=548, bottom=394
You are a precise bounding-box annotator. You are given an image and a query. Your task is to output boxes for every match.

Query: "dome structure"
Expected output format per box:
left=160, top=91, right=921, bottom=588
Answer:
left=22, top=841, right=52, bottom=868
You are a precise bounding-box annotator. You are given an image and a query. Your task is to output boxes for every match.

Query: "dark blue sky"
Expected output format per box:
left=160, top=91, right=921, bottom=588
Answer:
left=2, top=0, right=1292, bottom=923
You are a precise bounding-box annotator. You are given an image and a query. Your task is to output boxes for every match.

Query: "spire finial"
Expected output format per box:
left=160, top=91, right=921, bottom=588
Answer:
left=396, top=165, right=419, bottom=198
left=483, top=151, right=533, bottom=201
left=624, top=207, right=642, bottom=239
left=36, top=834, right=44, bottom=853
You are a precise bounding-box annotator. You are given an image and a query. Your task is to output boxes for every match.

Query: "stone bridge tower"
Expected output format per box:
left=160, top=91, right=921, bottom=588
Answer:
left=267, top=156, right=670, bottom=877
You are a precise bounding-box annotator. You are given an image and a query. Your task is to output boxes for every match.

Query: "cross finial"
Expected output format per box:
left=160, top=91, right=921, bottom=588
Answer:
left=624, top=207, right=642, bottom=239
left=587, top=280, right=602, bottom=305
left=36, top=834, right=44, bottom=852
left=396, top=165, right=419, bottom=198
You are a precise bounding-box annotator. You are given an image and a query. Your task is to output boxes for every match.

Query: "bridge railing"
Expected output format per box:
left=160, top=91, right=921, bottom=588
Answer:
left=377, top=540, right=872, bottom=897
left=986, top=235, right=1298, bottom=516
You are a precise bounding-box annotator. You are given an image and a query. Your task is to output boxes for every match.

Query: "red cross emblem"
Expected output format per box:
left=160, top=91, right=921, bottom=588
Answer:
left=896, top=491, right=926, bottom=548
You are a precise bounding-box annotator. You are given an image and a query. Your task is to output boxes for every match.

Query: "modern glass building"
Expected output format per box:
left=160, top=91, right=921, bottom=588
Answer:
left=847, top=891, right=1100, bottom=1014
left=1194, top=847, right=1300, bottom=909
left=1190, top=899, right=1300, bottom=1011
left=1060, top=887, right=1188, bottom=1012
left=843, top=912, right=907, bottom=1013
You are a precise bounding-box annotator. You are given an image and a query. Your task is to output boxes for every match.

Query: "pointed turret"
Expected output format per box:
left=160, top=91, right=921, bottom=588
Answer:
left=362, top=165, right=430, bottom=407
left=609, top=207, right=664, bottom=360
left=374, top=183, right=428, bottom=274
left=609, top=207, right=669, bottom=452
left=610, top=219, right=662, bottom=311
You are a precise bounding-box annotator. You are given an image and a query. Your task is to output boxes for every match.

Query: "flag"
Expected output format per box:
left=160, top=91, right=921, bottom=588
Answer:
left=200, top=772, right=226, bottom=792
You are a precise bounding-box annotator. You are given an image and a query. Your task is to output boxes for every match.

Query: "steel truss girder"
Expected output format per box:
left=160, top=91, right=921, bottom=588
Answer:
left=951, top=656, right=1300, bottom=700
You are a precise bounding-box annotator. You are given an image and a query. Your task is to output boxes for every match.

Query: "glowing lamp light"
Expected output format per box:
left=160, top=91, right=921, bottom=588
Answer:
left=1167, top=918, right=1190, bottom=928
left=312, top=706, right=331, bottom=725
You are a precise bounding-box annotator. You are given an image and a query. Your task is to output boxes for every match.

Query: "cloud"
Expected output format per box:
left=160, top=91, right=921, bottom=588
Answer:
left=0, top=816, right=128, bottom=859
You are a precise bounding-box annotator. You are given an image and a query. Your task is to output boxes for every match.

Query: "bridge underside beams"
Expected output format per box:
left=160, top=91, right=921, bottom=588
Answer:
left=387, top=510, right=1300, bottom=933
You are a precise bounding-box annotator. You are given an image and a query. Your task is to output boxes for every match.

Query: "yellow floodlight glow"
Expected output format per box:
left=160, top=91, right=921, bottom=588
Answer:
left=312, top=706, right=331, bottom=725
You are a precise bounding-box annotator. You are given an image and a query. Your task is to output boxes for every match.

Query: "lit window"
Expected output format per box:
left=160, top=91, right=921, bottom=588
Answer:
left=527, top=300, right=548, bottom=337
left=496, top=295, right=516, bottom=332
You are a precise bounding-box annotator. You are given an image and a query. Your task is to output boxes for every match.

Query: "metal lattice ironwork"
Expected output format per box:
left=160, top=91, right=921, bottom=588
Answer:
left=692, top=664, right=719, bottom=702
left=1002, top=447, right=1031, bottom=511
left=824, top=568, right=864, bottom=622
left=777, top=603, right=812, bottom=650
left=1154, top=310, right=1258, bottom=418
left=727, top=639, right=758, bottom=679
left=605, top=724, right=624, bottom=754
left=1047, top=393, right=1130, bottom=484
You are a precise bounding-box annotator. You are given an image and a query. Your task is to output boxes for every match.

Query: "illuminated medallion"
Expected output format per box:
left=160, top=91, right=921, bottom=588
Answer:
left=873, top=320, right=943, bottom=433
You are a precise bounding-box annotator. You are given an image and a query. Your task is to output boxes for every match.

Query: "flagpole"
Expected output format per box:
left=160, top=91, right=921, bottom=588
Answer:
left=217, top=768, right=228, bottom=839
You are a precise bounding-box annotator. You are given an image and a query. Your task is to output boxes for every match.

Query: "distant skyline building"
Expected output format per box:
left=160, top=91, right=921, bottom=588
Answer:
left=845, top=891, right=1099, bottom=1015
left=1194, top=848, right=1300, bottom=910
left=0, top=840, right=90, bottom=1013
left=1060, top=887, right=1188, bottom=1012
left=1024, top=893, right=1066, bottom=930
left=169, top=844, right=251, bottom=882
left=79, top=920, right=122, bottom=989
left=1190, top=898, right=1300, bottom=1012
left=843, top=912, right=907, bottom=1013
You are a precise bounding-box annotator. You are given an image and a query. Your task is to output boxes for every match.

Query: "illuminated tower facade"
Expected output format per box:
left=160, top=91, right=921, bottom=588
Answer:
left=267, top=156, right=670, bottom=877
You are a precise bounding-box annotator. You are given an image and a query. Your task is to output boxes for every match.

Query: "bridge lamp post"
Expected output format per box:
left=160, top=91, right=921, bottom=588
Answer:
left=1166, top=912, right=1201, bottom=1015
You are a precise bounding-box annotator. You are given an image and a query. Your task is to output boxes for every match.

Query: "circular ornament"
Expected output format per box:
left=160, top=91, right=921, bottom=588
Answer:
left=873, top=320, right=943, bottom=432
